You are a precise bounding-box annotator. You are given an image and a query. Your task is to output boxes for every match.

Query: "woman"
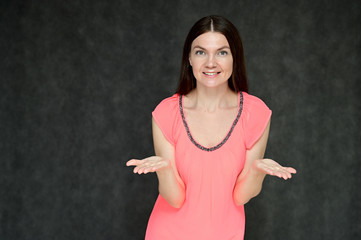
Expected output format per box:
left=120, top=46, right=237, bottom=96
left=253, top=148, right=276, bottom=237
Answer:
left=126, top=15, right=296, bottom=240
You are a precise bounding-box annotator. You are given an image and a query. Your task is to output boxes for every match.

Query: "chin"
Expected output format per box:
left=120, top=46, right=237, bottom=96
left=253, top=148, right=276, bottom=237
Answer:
left=199, top=80, right=228, bottom=88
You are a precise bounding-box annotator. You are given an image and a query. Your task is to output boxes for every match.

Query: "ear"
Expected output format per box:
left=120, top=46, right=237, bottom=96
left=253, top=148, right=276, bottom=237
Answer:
left=189, top=58, right=192, bottom=66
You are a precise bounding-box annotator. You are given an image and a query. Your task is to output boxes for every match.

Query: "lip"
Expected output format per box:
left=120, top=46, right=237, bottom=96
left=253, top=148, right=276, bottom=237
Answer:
left=203, top=72, right=221, bottom=77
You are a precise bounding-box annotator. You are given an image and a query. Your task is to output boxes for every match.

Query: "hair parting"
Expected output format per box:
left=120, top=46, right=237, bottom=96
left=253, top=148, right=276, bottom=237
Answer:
left=210, top=18, right=214, bottom=32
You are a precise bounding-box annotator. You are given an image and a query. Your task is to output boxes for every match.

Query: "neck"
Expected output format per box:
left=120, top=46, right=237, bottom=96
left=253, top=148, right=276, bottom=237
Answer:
left=187, top=85, right=237, bottom=112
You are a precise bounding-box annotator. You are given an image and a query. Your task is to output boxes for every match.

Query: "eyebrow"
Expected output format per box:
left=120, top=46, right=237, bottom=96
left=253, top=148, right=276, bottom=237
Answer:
left=192, top=45, right=230, bottom=51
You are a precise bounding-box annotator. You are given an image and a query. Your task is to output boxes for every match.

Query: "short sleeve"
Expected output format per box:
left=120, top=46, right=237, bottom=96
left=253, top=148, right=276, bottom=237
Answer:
left=242, top=93, right=272, bottom=150
left=152, top=94, right=179, bottom=146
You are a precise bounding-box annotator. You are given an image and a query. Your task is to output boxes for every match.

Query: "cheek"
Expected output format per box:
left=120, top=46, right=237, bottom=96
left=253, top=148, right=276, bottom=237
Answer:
left=222, top=59, right=233, bottom=72
left=190, top=60, right=203, bottom=72
left=227, top=58, right=233, bottom=71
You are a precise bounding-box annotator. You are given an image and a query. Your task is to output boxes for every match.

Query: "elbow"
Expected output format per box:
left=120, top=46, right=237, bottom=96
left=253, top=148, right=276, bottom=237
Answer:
left=168, top=196, right=185, bottom=208
left=233, top=190, right=261, bottom=206
left=158, top=181, right=186, bottom=208
left=160, top=192, right=185, bottom=209
left=170, top=201, right=184, bottom=209
left=234, top=196, right=249, bottom=206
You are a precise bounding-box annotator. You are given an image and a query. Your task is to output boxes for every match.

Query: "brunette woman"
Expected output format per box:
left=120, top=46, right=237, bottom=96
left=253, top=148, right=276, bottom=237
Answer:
left=127, top=15, right=296, bottom=240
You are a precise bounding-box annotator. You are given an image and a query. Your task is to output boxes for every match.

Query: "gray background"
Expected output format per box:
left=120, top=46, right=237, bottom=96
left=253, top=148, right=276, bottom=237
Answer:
left=1, top=0, right=360, bottom=239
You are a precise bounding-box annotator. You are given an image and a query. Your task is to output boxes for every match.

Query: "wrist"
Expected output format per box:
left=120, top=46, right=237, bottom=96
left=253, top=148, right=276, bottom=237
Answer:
left=250, top=159, right=267, bottom=177
left=155, top=162, right=173, bottom=176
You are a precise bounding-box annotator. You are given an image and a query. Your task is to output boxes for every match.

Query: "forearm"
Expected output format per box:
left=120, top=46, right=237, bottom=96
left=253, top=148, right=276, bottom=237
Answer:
left=157, top=167, right=185, bottom=208
left=233, top=162, right=267, bottom=205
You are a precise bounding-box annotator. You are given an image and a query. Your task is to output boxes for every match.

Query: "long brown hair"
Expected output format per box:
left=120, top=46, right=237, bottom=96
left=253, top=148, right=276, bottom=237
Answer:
left=176, top=15, right=248, bottom=95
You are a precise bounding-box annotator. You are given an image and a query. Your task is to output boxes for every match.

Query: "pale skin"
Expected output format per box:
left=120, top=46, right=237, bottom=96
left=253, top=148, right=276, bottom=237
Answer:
left=126, top=32, right=296, bottom=208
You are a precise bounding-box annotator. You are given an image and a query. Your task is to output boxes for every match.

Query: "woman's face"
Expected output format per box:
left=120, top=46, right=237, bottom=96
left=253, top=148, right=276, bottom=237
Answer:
left=189, top=32, right=233, bottom=89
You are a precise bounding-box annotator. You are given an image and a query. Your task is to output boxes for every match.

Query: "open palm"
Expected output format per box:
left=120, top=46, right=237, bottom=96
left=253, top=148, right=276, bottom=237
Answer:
left=253, top=158, right=297, bottom=180
left=126, top=156, right=170, bottom=174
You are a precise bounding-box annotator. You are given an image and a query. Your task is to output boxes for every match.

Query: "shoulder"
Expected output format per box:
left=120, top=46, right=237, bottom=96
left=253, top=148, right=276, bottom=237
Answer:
left=242, top=92, right=268, bottom=106
left=241, top=92, right=272, bottom=149
left=153, top=94, right=179, bottom=113
left=242, top=92, right=271, bottom=112
left=152, top=94, right=180, bottom=146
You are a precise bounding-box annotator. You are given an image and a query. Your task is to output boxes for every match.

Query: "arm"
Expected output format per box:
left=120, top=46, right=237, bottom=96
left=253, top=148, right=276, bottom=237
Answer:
left=152, top=117, right=185, bottom=208
left=233, top=120, right=296, bottom=205
left=126, top=118, right=185, bottom=208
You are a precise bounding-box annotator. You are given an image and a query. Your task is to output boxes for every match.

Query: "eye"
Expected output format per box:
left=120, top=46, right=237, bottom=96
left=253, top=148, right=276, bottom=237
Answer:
left=219, top=50, right=228, bottom=56
left=195, top=50, right=205, bottom=55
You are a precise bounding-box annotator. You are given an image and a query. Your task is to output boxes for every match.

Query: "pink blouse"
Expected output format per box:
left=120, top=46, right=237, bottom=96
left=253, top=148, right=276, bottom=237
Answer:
left=145, top=92, right=272, bottom=240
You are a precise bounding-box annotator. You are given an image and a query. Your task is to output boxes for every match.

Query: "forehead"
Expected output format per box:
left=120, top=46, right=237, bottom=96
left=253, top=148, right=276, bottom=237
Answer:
left=191, top=32, right=229, bottom=48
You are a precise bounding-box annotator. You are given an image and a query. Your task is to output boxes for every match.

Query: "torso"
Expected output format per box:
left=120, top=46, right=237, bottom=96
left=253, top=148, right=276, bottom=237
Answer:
left=146, top=91, right=247, bottom=240
left=146, top=91, right=270, bottom=240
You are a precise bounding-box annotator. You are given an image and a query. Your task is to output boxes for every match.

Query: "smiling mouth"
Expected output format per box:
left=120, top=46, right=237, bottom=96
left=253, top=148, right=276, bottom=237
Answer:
left=203, top=72, right=220, bottom=76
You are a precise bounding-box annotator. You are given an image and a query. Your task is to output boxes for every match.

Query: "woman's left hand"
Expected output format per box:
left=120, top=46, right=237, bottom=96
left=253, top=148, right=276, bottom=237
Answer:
left=252, top=158, right=297, bottom=180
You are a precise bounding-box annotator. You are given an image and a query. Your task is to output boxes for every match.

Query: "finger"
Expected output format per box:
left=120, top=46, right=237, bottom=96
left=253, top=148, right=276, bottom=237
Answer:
left=143, top=165, right=157, bottom=174
left=126, top=159, right=142, bottom=166
left=136, top=167, right=149, bottom=174
left=282, top=172, right=290, bottom=180
left=280, top=169, right=292, bottom=180
left=144, top=166, right=160, bottom=174
left=142, top=166, right=160, bottom=174
left=276, top=168, right=288, bottom=179
left=136, top=164, right=153, bottom=174
left=285, top=167, right=297, bottom=174
left=283, top=169, right=295, bottom=180
left=270, top=168, right=289, bottom=179
left=138, top=163, right=160, bottom=174
left=133, top=166, right=141, bottom=174
left=279, top=168, right=295, bottom=178
left=134, top=164, right=150, bottom=174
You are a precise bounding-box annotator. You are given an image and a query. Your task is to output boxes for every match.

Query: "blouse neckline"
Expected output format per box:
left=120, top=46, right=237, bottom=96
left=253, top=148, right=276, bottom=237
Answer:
left=179, top=92, right=243, bottom=152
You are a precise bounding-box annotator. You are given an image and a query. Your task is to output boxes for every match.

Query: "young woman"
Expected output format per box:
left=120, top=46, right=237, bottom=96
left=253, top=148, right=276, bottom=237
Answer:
left=127, top=15, right=296, bottom=240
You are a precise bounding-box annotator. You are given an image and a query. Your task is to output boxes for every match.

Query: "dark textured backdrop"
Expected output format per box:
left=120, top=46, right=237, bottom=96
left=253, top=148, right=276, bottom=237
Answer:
left=1, top=0, right=360, bottom=239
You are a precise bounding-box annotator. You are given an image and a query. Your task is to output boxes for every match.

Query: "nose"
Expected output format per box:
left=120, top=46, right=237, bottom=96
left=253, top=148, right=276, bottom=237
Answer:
left=205, top=55, right=217, bottom=68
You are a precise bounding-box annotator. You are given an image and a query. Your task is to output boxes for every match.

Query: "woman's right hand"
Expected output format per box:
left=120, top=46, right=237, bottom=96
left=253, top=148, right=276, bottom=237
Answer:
left=126, top=156, right=171, bottom=174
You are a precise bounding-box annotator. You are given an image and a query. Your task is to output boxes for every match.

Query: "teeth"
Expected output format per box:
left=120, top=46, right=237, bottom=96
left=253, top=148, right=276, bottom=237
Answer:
left=204, top=72, right=218, bottom=76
